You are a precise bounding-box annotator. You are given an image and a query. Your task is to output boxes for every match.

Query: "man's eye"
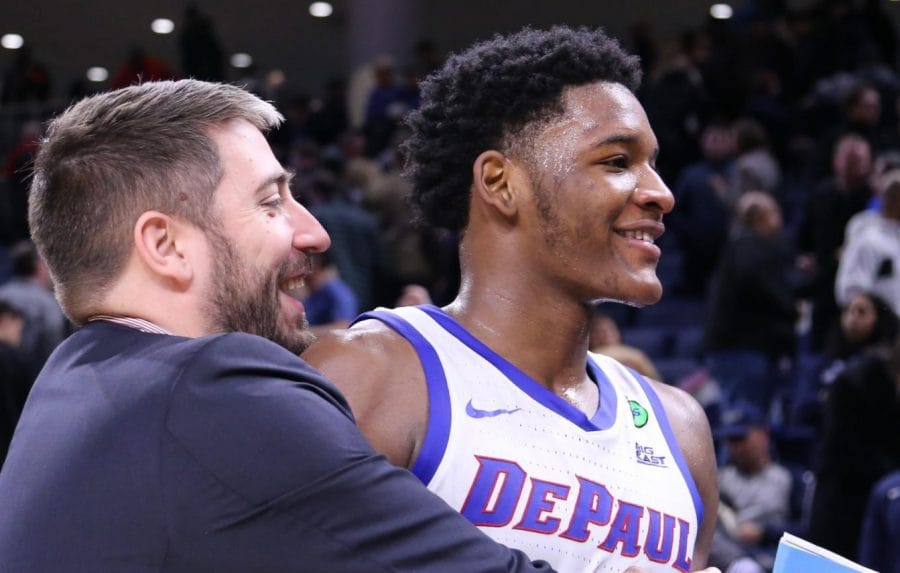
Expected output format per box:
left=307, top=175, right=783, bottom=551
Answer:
left=263, top=197, right=284, bottom=209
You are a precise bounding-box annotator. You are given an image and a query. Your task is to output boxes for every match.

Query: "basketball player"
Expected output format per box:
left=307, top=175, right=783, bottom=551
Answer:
left=304, top=26, right=719, bottom=572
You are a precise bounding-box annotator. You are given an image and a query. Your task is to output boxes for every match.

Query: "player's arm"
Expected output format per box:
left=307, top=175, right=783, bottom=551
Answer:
left=302, top=320, right=428, bottom=468
left=650, top=381, right=719, bottom=571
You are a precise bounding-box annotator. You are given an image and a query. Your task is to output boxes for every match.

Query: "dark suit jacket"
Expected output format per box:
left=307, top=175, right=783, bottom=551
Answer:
left=0, top=321, right=551, bottom=572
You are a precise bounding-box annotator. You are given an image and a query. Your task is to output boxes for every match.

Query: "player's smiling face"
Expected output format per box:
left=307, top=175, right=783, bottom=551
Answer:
left=516, top=81, right=674, bottom=306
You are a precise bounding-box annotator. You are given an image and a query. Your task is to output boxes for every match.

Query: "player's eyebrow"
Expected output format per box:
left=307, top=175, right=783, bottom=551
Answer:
left=589, top=133, right=659, bottom=161
left=589, top=133, right=640, bottom=148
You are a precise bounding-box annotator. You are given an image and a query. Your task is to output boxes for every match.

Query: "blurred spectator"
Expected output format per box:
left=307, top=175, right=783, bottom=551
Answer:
left=705, top=191, right=797, bottom=414
left=412, top=39, right=443, bottom=79
left=303, top=251, right=358, bottom=334
left=710, top=402, right=792, bottom=573
left=862, top=0, right=898, bottom=69
left=340, top=129, right=382, bottom=198
left=588, top=309, right=662, bottom=381
left=793, top=291, right=899, bottom=435
left=845, top=153, right=900, bottom=241
left=270, top=95, right=313, bottom=163
left=308, top=79, right=350, bottom=146
left=858, top=469, right=900, bottom=573
left=627, top=20, right=659, bottom=77
left=808, top=336, right=900, bottom=561
left=0, top=241, right=69, bottom=378
left=824, top=291, right=899, bottom=378
left=796, top=133, right=873, bottom=351
left=288, top=139, right=323, bottom=196
left=307, top=172, right=385, bottom=312
left=110, top=47, right=178, bottom=90
left=363, top=56, right=418, bottom=156
left=179, top=4, right=224, bottom=81
left=0, top=300, right=30, bottom=466
left=396, top=284, right=432, bottom=307
left=745, top=68, right=793, bottom=162
left=669, top=121, right=735, bottom=296
left=835, top=175, right=900, bottom=316
left=0, top=46, right=51, bottom=104
left=730, top=118, right=782, bottom=204
left=1, top=120, right=41, bottom=244
left=843, top=84, right=890, bottom=151
left=640, top=30, right=709, bottom=182
left=813, top=83, right=890, bottom=179
left=363, top=131, right=437, bottom=299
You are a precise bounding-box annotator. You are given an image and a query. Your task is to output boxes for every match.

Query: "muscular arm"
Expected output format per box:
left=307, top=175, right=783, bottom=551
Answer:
left=302, top=320, right=428, bottom=468
left=650, top=380, right=719, bottom=571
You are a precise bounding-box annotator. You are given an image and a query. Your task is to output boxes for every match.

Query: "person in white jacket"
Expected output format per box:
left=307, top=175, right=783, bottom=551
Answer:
left=836, top=176, right=900, bottom=316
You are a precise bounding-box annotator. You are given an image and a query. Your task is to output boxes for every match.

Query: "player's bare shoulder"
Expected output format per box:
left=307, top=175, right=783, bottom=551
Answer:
left=645, top=378, right=716, bottom=476
left=304, top=319, right=410, bottom=382
left=647, top=380, right=710, bottom=441
left=302, top=317, right=428, bottom=468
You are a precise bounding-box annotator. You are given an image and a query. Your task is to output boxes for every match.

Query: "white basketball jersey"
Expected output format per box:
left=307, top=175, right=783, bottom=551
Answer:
left=357, top=306, right=702, bottom=573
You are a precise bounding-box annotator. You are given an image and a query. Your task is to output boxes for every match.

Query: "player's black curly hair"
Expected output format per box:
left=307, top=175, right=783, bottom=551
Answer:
left=403, top=26, right=642, bottom=231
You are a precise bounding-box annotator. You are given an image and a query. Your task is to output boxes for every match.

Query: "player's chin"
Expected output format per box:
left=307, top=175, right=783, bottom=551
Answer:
left=594, top=276, right=662, bottom=308
left=626, top=275, right=664, bottom=307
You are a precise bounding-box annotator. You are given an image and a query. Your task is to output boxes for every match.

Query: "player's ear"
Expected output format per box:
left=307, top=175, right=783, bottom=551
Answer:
left=133, top=211, right=196, bottom=287
left=472, top=150, right=518, bottom=219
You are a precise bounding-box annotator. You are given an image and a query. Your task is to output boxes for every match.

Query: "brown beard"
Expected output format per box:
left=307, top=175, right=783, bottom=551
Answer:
left=203, top=225, right=315, bottom=355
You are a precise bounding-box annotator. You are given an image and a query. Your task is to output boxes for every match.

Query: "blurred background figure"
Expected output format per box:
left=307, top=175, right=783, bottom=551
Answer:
left=589, top=308, right=662, bottom=381
left=0, top=300, right=29, bottom=467
left=1, top=120, right=41, bottom=247
left=709, top=403, right=792, bottom=573
left=796, top=133, right=873, bottom=352
left=395, top=284, right=432, bottom=307
left=858, top=469, right=900, bottom=573
left=822, top=291, right=899, bottom=387
left=0, top=46, right=51, bottom=104
left=668, top=120, right=735, bottom=297
left=835, top=174, right=900, bottom=316
left=845, top=157, right=900, bottom=242
left=306, top=171, right=385, bottom=313
left=813, top=83, right=891, bottom=180
left=730, top=118, right=783, bottom=204
left=109, top=47, right=177, bottom=89
left=363, top=56, right=417, bottom=157
left=302, top=251, right=358, bottom=335
left=788, top=290, right=898, bottom=474
left=179, top=4, right=225, bottom=82
left=808, top=337, right=900, bottom=562
left=0, top=241, right=68, bottom=380
left=705, top=191, right=797, bottom=415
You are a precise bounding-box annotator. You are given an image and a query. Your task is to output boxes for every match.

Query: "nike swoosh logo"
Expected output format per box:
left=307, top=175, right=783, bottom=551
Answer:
left=465, top=399, right=522, bottom=418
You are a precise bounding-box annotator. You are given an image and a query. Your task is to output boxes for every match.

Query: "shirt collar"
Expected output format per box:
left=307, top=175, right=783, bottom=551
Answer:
left=88, top=315, right=172, bottom=335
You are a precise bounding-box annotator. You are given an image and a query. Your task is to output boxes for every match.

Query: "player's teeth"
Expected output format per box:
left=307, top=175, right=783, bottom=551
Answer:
left=624, top=231, right=654, bottom=244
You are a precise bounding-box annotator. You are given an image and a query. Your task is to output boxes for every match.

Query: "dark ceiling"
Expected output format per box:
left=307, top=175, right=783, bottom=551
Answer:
left=2, top=0, right=734, bottom=99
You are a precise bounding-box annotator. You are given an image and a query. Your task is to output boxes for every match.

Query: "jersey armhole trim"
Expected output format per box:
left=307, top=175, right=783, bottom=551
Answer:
left=628, top=368, right=705, bottom=527
left=353, top=310, right=450, bottom=486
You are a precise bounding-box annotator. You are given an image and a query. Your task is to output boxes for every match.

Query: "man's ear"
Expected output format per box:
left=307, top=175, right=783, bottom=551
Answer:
left=133, top=211, right=195, bottom=286
left=472, top=150, right=518, bottom=218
